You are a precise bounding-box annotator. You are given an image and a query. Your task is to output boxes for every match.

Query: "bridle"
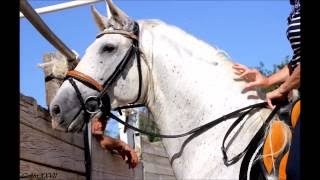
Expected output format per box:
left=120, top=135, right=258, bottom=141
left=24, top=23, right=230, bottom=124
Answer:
left=66, top=22, right=143, bottom=118
left=64, top=22, right=143, bottom=180
left=61, top=21, right=281, bottom=180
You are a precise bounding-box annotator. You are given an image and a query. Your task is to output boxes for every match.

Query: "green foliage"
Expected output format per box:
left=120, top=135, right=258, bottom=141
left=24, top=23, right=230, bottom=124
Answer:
left=138, top=110, right=161, bottom=142
left=254, top=56, right=290, bottom=93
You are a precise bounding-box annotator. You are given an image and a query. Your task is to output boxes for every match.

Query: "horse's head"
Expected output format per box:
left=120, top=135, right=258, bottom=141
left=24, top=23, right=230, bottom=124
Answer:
left=49, top=0, right=149, bottom=132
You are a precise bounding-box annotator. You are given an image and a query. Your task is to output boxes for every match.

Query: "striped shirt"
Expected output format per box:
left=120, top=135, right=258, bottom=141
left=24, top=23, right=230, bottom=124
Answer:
left=287, top=0, right=301, bottom=74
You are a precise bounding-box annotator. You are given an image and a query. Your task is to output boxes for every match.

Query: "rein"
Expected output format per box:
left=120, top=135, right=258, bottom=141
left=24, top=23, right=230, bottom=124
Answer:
left=107, top=101, right=279, bottom=167
left=109, top=102, right=268, bottom=138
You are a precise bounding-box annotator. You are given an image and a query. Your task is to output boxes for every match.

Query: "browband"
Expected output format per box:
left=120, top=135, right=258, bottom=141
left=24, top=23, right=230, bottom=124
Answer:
left=96, top=30, right=138, bottom=40
left=67, top=70, right=103, bottom=92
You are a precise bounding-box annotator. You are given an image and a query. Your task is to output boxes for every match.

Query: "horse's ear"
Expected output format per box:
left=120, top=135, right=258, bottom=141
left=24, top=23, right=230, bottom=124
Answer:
left=105, top=0, right=134, bottom=30
left=90, top=6, right=107, bottom=31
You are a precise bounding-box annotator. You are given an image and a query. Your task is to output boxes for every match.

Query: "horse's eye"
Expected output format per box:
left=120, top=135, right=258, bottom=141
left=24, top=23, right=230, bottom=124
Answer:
left=101, top=44, right=115, bottom=53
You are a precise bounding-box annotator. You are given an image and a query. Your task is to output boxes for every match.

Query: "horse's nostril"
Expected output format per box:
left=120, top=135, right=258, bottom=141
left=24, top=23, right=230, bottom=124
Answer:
left=52, top=105, right=61, bottom=115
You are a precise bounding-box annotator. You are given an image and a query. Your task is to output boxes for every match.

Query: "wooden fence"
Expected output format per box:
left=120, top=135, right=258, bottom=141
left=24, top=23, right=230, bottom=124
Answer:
left=141, top=136, right=176, bottom=180
left=20, top=93, right=143, bottom=180
left=20, top=93, right=177, bottom=180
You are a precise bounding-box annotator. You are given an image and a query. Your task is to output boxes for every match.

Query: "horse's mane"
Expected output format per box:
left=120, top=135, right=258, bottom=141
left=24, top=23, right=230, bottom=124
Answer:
left=138, top=19, right=234, bottom=66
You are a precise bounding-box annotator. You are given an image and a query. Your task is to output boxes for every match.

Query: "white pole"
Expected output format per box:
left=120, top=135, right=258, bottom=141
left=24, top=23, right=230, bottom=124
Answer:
left=118, top=114, right=128, bottom=144
left=20, top=0, right=104, bottom=19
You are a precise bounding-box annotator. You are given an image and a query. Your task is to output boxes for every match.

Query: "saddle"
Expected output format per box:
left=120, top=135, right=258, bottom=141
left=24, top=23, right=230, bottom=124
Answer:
left=240, top=99, right=300, bottom=180
left=261, top=99, right=300, bottom=180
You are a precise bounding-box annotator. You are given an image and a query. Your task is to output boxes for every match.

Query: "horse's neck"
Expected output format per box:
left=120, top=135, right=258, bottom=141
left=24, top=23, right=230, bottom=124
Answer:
left=138, top=21, right=270, bottom=179
left=140, top=21, right=262, bottom=129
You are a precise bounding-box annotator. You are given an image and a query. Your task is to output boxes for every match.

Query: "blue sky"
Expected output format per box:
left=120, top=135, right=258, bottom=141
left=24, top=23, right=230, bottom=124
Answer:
left=20, top=0, right=293, bottom=108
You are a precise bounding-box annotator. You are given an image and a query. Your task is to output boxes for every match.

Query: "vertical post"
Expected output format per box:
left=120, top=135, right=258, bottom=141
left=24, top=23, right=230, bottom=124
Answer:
left=83, top=121, right=92, bottom=180
left=118, top=113, right=128, bottom=143
left=126, top=110, right=137, bottom=149
left=42, top=52, right=65, bottom=107
left=41, top=52, right=92, bottom=180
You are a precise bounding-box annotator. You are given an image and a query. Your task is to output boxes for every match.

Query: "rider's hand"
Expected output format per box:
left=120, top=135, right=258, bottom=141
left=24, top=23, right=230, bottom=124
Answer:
left=117, top=141, right=139, bottom=169
left=232, top=63, right=269, bottom=91
left=91, top=115, right=138, bottom=168
left=91, top=116, right=106, bottom=135
left=266, top=88, right=288, bottom=109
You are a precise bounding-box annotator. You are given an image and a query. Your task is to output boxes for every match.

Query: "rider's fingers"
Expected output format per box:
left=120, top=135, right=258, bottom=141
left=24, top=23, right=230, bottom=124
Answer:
left=234, top=70, right=244, bottom=75
left=243, top=81, right=261, bottom=91
left=267, top=98, right=275, bottom=109
left=232, top=63, right=249, bottom=71
left=239, top=70, right=255, bottom=79
left=120, top=151, right=126, bottom=160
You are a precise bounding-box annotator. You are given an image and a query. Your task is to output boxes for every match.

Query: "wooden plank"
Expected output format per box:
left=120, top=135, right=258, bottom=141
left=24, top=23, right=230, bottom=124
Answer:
left=20, top=94, right=84, bottom=148
left=20, top=94, right=37, bottom=116
left=141, top=136, right=176, bottom=178
left=91, top=137, right=143, bottom=178
left=20, top=160, right=85, bottom=180
left=92, top=170, right=131, bottom=180
left=92, top=163, right=143, bottom=180
left=142, top=152, right=172, bottom=167
left=20, top=93, right=50, bottom=122
left=20, top=124, right=85, bottom=173
left=36, top=105, right=51, bottom=122
left=142, top=141, right=168, bottom=158
left=143, top=161, right=175, bottom=176
left=20, top=110, right=84, bottom=148
left=144, top=172, right=176, bottom=180
left=133, top=163, right=144, bottom=180
left=20, top=93, right=37, bottom=105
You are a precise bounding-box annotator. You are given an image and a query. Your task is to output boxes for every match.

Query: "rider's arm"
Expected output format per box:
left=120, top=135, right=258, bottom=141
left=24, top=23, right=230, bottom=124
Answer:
left=96, top=135, right=125, bottom=150
left=265, top=65, right=290, bottom=87
left=278, top=64, right=300, bottom=95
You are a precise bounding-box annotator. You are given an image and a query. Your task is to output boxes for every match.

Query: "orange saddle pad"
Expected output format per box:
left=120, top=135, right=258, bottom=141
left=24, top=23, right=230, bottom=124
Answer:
left=262, top=99, right=300, bottom=180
